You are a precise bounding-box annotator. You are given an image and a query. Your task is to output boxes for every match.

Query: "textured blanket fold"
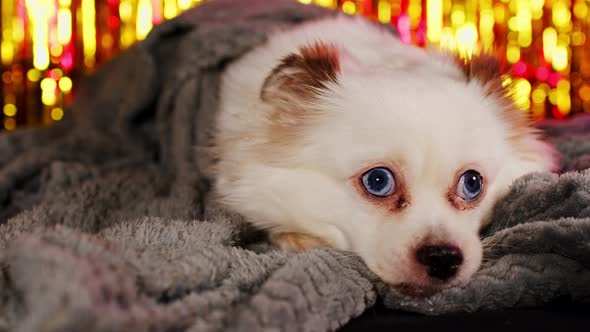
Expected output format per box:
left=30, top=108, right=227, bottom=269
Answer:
left=1, top=1, right=589, bottom=331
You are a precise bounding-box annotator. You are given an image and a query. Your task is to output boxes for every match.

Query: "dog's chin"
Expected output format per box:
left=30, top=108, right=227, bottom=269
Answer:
left=391, top=282, right=447, bottom=298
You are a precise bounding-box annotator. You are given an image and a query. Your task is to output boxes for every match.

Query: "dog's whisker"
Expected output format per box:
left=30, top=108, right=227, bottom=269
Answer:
left=482, top=209, right=516, bottom=254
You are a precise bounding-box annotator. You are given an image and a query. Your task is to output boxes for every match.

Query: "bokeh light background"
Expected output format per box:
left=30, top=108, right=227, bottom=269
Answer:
left=1, top=0, right=589, bottom=131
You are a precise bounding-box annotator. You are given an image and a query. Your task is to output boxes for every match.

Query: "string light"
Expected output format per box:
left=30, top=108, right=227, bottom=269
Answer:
left=532, top=87, right=547, bottom=105
left=26, top=0, right=51, bottom=70
left=315, top=0, right=336, bottom=8
left=81, top=0, right=96, bottom=68
left=3, top=104, right=17, bottom=117
left=407, top=0, right=421, bottom=29
left=455, top=23, right=478, bottom=58
left=50, top=107, right=64, bottom=121
left=3, top=0, right=590, bottom=132
left=479, top=8, right=494, bottom=50
left=552, top=45, right=569, bottom=71
left=57, top=8, right=72, bottom=45
left=506, top=45, right=520, bottom=63
left=512, top=78, right=532, bottom=111
left=120, top=0, right=136, bottom=49
left=164, top=0, right=179, bottom=19
left=58, top=77, right=73, bottom=92
left=1, top=0, right=15, bottom=65
left=342, top=1, right=356, bottom=15
left=4, top=118, right=16, bottom=130
left=378, top=0, right=392, bottom=24
left=137, top=0, right=153, bottom=40
left=427, top=0, right=443, bottom=43
left=27, top=69, right=42, bottom=82
left=178, top=0, right=192, bottom=10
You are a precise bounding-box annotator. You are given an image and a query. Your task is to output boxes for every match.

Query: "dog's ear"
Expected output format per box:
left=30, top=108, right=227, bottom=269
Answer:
left=456, top=54, right=504, bottom=95
left=458, top=54, right=558, bottom=171
left=458, top=54, right=502, bottom=82
left=260, top=42, right=340, bottom=111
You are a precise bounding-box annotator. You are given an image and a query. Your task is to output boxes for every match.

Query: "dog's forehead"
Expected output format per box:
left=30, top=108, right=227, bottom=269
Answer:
left=337, top=74, right=508, bottom=146
left=301, top=75, right=510, bottom=176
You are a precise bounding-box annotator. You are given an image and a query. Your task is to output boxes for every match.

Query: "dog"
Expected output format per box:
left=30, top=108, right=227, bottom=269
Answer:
left=212, top=15, right=557, bottom=296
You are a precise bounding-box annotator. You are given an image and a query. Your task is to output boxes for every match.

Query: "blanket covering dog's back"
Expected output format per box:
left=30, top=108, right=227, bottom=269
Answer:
left=1, top=1, right=590, bottom=331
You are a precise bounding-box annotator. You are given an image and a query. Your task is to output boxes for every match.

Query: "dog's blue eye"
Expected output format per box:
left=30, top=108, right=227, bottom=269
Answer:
left=362, top=167, right=395, bottom=197
left=457, top=170, right=483, bottom=201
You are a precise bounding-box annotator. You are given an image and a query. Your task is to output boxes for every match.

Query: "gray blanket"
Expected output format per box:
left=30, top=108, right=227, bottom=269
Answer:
left=1, top=0, right=589, bottom=331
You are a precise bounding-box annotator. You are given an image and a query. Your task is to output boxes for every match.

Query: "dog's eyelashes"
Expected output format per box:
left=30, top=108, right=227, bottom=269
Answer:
left=456, top=170, right=483, bottom=201
left=361, top=167, right=395, bottom=197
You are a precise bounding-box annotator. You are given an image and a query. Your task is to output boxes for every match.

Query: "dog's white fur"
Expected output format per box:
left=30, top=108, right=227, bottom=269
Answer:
left=213, top=15, right=557, bottom=294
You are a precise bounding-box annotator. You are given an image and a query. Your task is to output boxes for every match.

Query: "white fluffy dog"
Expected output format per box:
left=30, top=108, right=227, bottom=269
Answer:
left=212, top=15, right=557, bottom=296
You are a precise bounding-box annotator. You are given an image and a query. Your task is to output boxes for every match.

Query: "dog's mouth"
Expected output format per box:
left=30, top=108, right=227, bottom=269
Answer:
left=392, top=283, right=444, bottom=298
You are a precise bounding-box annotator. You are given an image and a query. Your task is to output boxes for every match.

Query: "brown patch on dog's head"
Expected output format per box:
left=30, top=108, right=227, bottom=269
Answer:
left=456, top=54, right=501, bottom=82
left=261, top=42, right=340, bottom=105
left=456, top=53, right=504, bottom=97
left=260, top=42, right=341, bottom=145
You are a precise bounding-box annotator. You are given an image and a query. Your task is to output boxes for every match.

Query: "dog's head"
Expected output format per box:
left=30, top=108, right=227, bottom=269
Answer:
left=218, top=42, right=557, bottom=296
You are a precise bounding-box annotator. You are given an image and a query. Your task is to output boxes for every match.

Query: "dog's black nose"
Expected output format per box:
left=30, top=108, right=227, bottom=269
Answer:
left=416, top=245, right=463, bottom=281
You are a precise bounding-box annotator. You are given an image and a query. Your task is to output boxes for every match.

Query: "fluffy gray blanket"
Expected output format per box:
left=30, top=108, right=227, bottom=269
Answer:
left=1, top=0, right=589, bottom=331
